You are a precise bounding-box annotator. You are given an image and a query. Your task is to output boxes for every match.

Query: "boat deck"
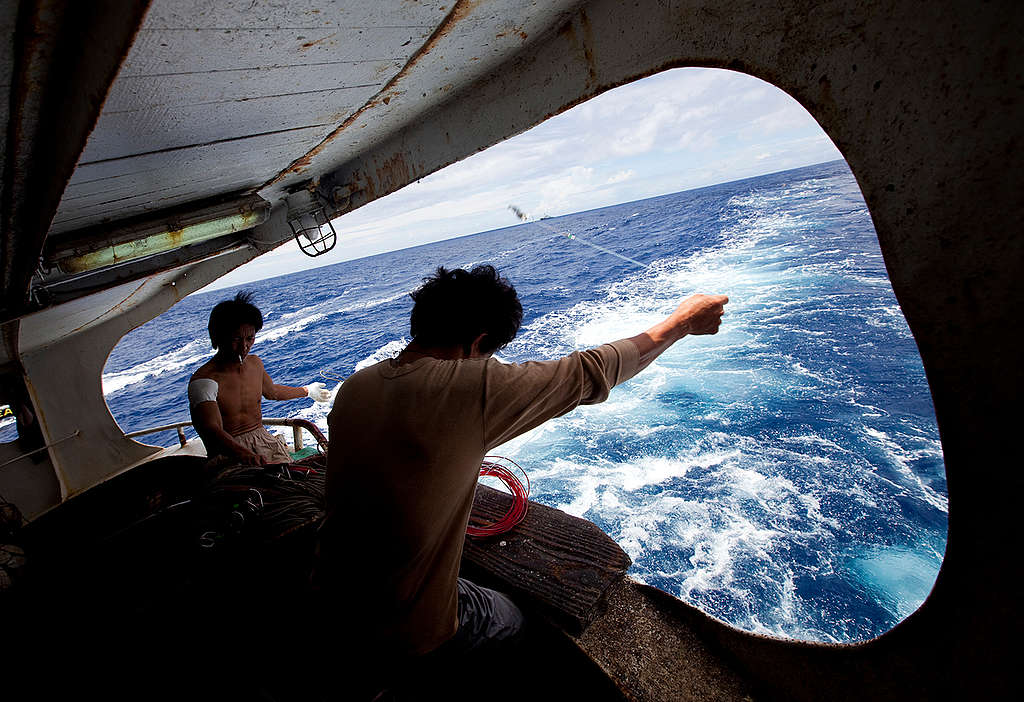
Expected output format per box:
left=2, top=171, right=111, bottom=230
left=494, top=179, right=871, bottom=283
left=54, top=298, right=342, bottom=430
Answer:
left=3, top=448, right=753, bottom=700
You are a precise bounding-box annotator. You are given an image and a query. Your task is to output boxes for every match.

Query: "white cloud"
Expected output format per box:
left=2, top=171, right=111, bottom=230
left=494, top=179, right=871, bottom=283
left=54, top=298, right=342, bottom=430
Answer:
left=535, top=166, right=597, bottom=214
left=606, top=169, right=635, bottom=184
left=608, top=101, right=679, bottom=156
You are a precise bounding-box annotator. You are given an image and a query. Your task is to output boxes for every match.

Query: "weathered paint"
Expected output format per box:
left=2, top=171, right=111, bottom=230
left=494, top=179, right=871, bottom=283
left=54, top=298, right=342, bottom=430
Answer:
left=8, top=243, right=261, bottom=514
left=55, top=208, right=267, bottom=274
left=46, top=1, right=449, bottom=235
left=271, top=0, right=586, bottom=210
left=0, top=1, right=150, bottom=322
left=267, top=1, right=480, bottom=184
left=369, top=153, right=413, bottom=200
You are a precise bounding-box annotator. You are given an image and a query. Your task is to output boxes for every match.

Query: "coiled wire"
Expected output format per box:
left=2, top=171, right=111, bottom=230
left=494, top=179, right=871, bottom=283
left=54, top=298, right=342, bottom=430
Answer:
left=200, top=453, right=529, bottom=543
left=466, top=456, right=530, bottom=537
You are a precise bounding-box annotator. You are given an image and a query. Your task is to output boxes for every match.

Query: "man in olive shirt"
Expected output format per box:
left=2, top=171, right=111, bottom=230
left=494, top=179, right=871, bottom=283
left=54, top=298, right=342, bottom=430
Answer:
left=316, top=265, right=726, bottom=691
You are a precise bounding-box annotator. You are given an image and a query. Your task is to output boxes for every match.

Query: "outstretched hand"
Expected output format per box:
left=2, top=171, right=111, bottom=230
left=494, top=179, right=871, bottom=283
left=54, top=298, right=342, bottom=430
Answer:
left=673, top=294, right=729, bottom=336
left=304, top=382, right=332, bottom=403
left=629, top=293, right=730, bottom=371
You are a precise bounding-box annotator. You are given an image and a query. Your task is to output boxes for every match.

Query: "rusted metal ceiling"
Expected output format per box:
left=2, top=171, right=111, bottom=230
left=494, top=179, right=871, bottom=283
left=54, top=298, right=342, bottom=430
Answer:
left=2, top=0, right=582, bottom=319
left=49, top=0, right=583, bottom=236
left=49, top=0, right=448, bottom=236
left=1, top=0, right=151, bottom=323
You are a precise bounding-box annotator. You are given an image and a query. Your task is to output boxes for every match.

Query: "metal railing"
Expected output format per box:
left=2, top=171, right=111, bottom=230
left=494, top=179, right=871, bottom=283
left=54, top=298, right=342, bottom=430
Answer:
left=124, top=417, right=329, bottom=452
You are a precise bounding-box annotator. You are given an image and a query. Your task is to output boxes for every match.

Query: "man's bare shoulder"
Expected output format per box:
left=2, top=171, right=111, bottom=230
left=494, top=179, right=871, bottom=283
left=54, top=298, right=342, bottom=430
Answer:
left=190, top=358, right=219, bottom=382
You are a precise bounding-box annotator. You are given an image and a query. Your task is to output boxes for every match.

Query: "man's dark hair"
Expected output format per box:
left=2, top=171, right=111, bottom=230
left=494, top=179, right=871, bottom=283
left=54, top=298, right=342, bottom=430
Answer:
left=410, top=265, right=523, bottom=355
left=208, top=290, right=263, bottom=349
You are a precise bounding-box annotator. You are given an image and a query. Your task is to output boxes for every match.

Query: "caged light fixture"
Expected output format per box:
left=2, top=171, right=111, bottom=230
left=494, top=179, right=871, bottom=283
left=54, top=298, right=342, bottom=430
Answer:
left=286, top=190, right=338, bottom=257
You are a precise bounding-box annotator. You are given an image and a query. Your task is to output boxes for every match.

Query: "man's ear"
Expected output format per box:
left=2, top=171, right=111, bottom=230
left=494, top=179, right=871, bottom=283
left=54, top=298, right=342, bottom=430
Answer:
left=468, top=332, right=489, bottom=358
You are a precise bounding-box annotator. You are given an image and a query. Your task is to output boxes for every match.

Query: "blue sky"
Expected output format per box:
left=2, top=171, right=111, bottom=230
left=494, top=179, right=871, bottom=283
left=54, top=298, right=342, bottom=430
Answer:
left=210, top=67, right=841, bottom=289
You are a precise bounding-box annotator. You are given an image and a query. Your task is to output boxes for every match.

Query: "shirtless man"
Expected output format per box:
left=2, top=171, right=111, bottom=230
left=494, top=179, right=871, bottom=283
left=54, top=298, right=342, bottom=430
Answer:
left=188, top=291, right=331, bottom=466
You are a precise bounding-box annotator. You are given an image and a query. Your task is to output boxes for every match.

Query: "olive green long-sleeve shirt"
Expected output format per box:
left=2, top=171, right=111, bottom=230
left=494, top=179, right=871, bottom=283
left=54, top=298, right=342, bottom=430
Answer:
left=317, top=339, right=640, bottom=656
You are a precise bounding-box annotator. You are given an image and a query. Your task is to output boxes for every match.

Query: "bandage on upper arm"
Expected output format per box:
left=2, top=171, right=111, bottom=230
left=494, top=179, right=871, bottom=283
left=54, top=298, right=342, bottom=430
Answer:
left=188, top=378, right=219, bottom=407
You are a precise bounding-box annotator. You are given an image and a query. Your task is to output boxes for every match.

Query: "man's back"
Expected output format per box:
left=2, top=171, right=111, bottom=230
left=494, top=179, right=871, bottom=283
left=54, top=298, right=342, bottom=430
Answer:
left=318, top=342, right=639, bottom=656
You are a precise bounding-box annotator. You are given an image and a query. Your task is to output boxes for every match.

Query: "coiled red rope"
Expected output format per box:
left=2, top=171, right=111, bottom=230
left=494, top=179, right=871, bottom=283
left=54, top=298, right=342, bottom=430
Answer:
left=466, top=456, right=530, bottom=537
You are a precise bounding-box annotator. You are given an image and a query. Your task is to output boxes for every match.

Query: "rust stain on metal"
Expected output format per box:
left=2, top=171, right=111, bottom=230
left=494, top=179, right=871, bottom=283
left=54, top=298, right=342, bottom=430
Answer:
left=300, top=32, right=336, bottom=50
left=348, top=152, right=419, bottom=202
left=579, top=10, right=598, bottom=87
left=285, top=152, right=317, bottom=174
left=558, top=17, right=577, bottom=44
left=497, top=25, right=527, bottom=41
left=556, top=12, right=597, bottom=88
left=165, top=228, right=186, bottom=249
left=265, top=0, right=481, bottom=185
left=374, top=153, right=412, bottom=193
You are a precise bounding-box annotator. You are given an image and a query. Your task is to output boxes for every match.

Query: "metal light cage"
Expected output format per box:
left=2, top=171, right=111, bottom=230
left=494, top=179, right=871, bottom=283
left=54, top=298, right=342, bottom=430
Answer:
left=286, top=192, right=338, bottom=257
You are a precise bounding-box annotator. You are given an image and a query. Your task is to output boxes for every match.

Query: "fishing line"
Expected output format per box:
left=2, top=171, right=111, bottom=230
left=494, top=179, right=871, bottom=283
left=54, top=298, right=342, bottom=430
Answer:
left=318, top=369, right=345, bottom=383
left=508, top=205, right=648, bottom=270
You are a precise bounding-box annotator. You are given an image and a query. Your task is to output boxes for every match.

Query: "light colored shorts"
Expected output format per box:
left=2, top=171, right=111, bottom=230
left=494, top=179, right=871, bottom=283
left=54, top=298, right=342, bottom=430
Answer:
left=231, top=424, right=293, bottom=464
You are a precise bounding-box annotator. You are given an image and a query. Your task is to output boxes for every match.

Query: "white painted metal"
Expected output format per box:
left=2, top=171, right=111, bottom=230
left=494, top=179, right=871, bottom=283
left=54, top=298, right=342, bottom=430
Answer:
left=48, top=0, right=584, bottom=236
left=50, top=0, right=455, bottom=234
left=2, top=243, right=258, bottom=516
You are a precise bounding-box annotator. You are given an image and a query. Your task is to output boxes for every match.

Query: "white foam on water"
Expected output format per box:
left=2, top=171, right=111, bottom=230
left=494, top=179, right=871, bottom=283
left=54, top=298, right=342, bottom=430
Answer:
left=494, top=176, right=944, bottom=642
left=257, top=290, right=407, bottom=344
left=677, top=506, right=782, bottom=595
left=726, top=191, right=785, bottom=209
left=103, top=337, right=209, bottom=396
left=257, top=312, right=330, bottom=343
left=354, top=338, right=408, bottom=372
left=861, top=427, right=947, bottom=513
left=862, top=304, right=912, bottom=333
left=510, top=426, right=847, bottom=606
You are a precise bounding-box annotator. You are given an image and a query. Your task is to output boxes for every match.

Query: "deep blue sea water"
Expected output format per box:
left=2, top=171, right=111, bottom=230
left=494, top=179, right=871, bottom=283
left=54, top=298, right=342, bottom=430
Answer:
left=5, top=160, right=947, bottom=643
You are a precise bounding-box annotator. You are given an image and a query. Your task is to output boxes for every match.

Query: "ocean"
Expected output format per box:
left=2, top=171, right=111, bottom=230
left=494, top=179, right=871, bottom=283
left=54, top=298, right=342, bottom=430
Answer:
left=8, top=159, right=947, bottom=643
